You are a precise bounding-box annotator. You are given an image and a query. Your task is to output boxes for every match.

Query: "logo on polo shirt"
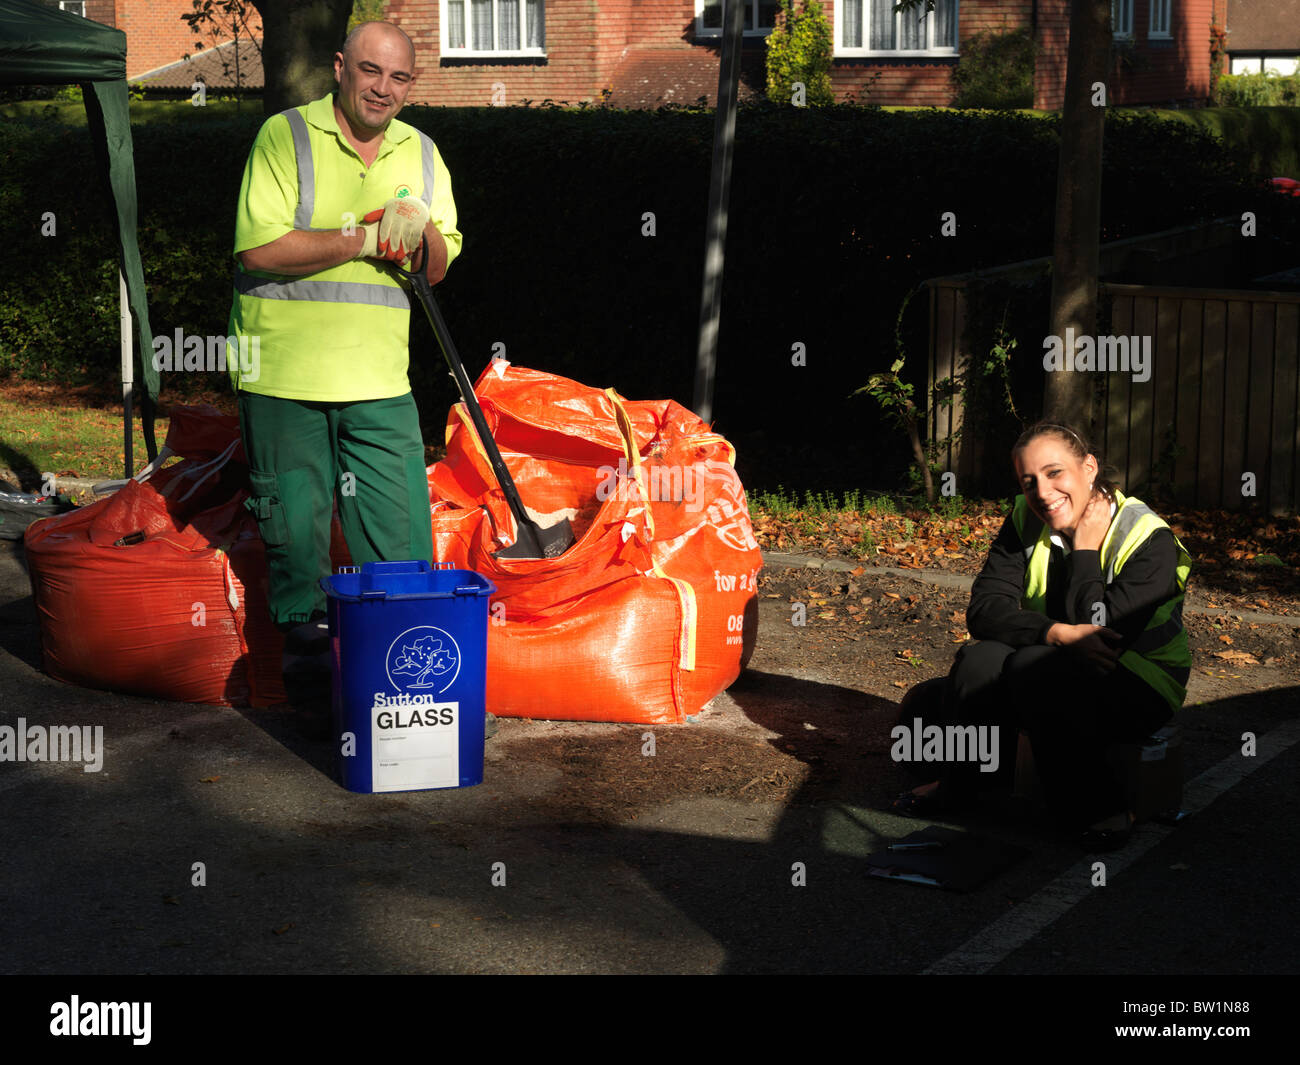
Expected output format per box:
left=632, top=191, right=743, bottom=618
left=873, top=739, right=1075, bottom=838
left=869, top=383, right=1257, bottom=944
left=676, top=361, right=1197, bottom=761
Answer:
left=395, top=184, right=412, bottom=199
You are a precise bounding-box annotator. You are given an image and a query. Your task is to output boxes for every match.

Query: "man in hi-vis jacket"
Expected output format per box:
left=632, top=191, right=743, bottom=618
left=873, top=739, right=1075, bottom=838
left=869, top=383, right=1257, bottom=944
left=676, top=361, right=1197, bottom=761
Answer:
left=227, top=20, right=461, bottom=675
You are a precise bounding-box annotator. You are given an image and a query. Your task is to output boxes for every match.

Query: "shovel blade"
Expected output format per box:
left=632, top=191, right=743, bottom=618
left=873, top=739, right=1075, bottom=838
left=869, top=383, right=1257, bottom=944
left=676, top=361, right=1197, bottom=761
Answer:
left=494, top=517, right=577, bottom=560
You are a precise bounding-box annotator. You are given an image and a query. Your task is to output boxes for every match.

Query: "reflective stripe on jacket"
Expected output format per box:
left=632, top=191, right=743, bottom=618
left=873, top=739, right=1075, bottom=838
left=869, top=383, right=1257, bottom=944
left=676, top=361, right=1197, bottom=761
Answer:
left=1011, top=489, right=1192, bottom=712
left=226, top=92, right=460, bottom=401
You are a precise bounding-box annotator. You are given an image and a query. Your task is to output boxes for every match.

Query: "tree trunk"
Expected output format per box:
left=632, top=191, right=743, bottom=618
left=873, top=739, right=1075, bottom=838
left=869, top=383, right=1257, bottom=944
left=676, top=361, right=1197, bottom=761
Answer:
left=1043, top=0, right=1111, bottom=433
left=251, top=0, right=354, bottom=116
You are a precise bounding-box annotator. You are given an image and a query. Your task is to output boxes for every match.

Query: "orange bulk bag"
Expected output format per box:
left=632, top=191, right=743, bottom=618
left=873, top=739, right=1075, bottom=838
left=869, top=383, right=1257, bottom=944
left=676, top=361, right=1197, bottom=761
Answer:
left=24, top=454, right=284, bottom=707
left=21, top=404, right=357, bottom=708
left=427, top=363, right=761, bottom=724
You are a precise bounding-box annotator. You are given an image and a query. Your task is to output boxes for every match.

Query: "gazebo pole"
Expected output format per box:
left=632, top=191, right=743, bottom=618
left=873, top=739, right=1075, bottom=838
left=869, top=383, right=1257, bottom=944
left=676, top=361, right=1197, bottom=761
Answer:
left=119, top=268, right=133, bottom=479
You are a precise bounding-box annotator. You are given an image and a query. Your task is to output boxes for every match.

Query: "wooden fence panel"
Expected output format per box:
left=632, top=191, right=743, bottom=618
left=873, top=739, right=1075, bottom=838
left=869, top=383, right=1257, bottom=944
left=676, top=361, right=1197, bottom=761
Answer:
left=1222, top=300, right=1253, bottom=510
left=1152, top=295, right=1181, bottom=494
left=1271, top=303, right=1300, bottom=516
left=1127, top=295, right=1158, bottom=496
left=1247, top=303, right=1277, bottom=509
left=1105, top=295, right=1135, bottom=490
left=1174, top=297, right=1204, bottom=502
left=928, top=273, right=1300, bottom=513
left=1197, top=299, right=1227, bottom=508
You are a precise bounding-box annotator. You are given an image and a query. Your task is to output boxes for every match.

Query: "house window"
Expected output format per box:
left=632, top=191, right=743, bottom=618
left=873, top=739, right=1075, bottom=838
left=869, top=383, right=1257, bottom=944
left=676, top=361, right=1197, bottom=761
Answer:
left=1112, top=0, right=1134, bottom=39
left=442, top=0, right=546, bottom=56
left=1148, top=0, right=1171, bottom=39
left=58, top=1, right=86, bottom=14
left=836, top=0, right=958, bottom=57
left=696, top=1, right=780, bottom=37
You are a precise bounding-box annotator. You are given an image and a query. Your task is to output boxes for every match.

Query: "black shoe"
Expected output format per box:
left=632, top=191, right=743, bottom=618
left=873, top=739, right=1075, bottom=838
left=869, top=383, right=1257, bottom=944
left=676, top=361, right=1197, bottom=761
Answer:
left=1079, top=813, right=1134, bottom=852
left=280, top=660, right=332, bottom=741
left=889, top=781, right=967, bottom=817
left=283, top=619, right=330, bottom=656
left=282, top=650, right=332, bottom=676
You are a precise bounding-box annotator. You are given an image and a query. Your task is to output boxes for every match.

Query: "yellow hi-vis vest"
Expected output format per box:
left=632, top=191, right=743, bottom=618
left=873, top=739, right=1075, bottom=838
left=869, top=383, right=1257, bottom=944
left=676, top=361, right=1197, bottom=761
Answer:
left=226, top=93, right=461, bottom=401
left=1011, top=490, right=1192, bottom=713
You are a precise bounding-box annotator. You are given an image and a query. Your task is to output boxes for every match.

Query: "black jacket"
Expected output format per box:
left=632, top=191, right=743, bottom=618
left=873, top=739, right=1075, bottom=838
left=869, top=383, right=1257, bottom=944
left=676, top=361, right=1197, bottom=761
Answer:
left=966, top=512, right=1180, bottom=650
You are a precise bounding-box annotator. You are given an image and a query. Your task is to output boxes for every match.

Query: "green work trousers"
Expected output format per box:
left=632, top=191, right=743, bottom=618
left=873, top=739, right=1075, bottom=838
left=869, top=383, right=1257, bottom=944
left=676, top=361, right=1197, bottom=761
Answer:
left=238, top=391, right=433, bottom=629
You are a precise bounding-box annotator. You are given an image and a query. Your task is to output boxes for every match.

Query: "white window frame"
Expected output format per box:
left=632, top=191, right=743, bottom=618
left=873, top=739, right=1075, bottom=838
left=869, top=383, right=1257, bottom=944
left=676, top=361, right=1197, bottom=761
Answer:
left=1112, top=0, right=1134, bottom=40
left=1148, top=0, right=1171, bottom=40
left=694, top=1, right=779, bottom=39
left=58, top=1, right=87, bottom=15
left=835, top=0, right=960, bottom=59
left=440, top=0, right=546, bottom=58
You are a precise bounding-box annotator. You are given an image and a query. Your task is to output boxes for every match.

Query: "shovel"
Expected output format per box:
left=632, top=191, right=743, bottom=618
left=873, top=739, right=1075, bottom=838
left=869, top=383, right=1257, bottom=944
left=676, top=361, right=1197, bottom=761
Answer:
left=392, top=237, right=576, bottom=560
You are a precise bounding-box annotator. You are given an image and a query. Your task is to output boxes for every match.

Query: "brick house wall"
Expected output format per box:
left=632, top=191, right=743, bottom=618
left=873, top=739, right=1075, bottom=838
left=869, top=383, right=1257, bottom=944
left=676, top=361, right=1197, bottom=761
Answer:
left=1033, top=0, right=1071, bottom=109
left=83, top=1, right=116, bottom=29
left=81, top=0, right=1219, bottom=110
left=386, top=1, right=1209, bottom=111
left=387, top=0, right=759, bottom=107
left=389, top=0, right=604, bottom=106
left=1112, top=0, right=1213, bottom=104
left=1034, top=0, right=1215, bottom=110
left=83, top=0, right=262, bottom=82
left=828, top=0, right=1034, bottom=106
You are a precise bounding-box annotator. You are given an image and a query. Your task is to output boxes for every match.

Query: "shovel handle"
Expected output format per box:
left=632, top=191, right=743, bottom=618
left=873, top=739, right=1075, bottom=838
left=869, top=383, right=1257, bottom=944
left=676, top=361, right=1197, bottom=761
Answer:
left=392, top=237, right=541, bottom=549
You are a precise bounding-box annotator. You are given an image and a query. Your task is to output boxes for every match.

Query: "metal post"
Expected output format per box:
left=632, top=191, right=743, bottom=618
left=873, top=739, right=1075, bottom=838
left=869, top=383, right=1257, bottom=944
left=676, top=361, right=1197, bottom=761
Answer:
left=120, top=267, right=133, bottom=479
left=692, top=0, right=745, bottom=425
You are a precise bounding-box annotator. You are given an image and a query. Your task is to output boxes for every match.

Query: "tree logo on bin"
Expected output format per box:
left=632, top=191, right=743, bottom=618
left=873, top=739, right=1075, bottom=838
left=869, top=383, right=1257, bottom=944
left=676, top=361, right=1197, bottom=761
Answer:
left=386, top=626, right=461, bottom=694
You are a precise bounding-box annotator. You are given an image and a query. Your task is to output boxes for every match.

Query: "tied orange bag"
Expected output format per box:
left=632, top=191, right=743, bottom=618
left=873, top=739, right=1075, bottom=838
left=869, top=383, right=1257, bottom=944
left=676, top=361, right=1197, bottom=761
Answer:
left=427, top=364, right=761, bottom=724
left=24, top=408, right=284, bottom=706
left=24, top=405, right=350, bottom=709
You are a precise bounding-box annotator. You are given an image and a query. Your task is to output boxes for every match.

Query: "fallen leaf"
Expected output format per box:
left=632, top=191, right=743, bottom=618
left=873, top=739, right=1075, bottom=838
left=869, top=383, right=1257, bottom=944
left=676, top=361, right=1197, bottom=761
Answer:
left=271, top=923, right=294, bottom=936
left=1212, top=650, right=1259, bottom=665
left=200, top=775, right=221, bottom=783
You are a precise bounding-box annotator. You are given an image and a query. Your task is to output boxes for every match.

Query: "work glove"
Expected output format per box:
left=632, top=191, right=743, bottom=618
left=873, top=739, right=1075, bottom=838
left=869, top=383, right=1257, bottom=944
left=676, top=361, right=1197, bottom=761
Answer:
left=359, top=195, right=430, bottom=262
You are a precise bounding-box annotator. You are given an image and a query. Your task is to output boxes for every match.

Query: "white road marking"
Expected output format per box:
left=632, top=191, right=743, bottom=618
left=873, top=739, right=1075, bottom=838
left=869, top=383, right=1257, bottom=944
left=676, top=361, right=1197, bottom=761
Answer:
left=923, top=717, right=1300, bottom=975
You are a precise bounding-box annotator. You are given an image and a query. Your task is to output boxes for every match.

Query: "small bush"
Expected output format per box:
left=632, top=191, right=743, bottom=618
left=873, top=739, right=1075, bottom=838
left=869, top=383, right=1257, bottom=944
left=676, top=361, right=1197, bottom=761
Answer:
left=951, top=30, right=1036, bottom=110
left=1216, top=72, right=1300, bottom=108
left=765, top=0, right=834, bottom=107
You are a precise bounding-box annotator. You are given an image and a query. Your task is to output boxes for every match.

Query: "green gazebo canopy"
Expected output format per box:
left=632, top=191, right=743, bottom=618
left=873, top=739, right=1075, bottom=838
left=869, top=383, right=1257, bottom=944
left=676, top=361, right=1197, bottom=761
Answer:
left=1, top=0, right=158, bottom=467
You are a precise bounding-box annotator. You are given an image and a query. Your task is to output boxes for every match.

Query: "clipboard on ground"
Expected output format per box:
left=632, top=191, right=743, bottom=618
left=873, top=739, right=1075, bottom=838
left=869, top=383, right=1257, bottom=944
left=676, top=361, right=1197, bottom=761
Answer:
left=867, top=826, right=1029, bottom=892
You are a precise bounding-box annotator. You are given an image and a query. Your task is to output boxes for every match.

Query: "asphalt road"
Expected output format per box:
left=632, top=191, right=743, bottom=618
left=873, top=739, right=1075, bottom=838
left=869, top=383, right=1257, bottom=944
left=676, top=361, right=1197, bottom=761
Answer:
left=1, top=536, right=1297, bottom=979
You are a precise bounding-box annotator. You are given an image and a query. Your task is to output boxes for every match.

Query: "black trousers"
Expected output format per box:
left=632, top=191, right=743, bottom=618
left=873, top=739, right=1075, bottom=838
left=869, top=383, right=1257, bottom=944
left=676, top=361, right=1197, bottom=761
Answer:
left=923, top=641, right=1173, bottom=828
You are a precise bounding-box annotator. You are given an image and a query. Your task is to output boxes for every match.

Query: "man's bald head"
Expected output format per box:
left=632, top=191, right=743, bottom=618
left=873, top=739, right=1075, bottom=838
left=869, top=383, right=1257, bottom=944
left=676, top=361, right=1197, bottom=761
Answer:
left=343, top=21, right=416, bottom=70
left=333, top=20, right=417, bottom=138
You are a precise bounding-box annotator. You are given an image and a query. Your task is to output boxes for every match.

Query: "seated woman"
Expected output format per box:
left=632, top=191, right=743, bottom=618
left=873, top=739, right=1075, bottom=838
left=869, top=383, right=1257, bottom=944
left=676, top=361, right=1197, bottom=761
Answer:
left=891, top=421, right=1192, bottom=850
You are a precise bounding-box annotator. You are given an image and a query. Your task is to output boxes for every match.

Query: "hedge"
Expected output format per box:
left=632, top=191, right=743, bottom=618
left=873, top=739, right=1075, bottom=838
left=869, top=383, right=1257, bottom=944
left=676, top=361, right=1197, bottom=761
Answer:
left=1216, top=72, right=1300, bottom=109
left=1136, top=106, right=1300, bottom=183
left=0, top=104, right=1283, bottom=493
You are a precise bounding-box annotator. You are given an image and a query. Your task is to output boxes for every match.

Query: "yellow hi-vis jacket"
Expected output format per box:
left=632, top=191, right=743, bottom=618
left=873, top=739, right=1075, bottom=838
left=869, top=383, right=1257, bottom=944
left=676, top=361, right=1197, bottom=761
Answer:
left=226, top=92, right=461, bottom=401
left=1011, top=489, right=1192, bottom=713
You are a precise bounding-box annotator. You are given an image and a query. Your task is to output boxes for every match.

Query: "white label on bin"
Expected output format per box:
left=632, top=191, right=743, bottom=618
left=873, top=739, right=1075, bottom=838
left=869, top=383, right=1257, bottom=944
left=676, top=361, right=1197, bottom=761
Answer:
left=371, top=699, right=460, bottom=791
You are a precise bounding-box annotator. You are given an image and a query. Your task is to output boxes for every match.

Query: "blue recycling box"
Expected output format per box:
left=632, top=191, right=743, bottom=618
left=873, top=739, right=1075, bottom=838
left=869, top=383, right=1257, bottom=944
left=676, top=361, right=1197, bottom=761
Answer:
left=321, top=561, right=495, bottom=793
